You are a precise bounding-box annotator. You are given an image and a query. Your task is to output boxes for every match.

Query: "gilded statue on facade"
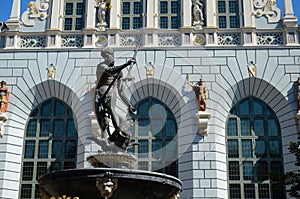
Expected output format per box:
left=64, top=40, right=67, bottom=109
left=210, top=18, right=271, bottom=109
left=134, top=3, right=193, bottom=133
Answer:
left=95, top=0, right=108, bottom=30
left=94, top=48, right=136, bottom=150
left=192, top=0, right=204, bottom=29
left=0, top=81, right=9, bottom=113
left=187, top=78, right=207, bottom=111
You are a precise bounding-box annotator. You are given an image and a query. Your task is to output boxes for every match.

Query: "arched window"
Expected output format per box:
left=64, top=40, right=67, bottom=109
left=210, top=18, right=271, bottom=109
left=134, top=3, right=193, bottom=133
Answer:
left=129, top=97, right=178, bottom=177
left=226, top=97, right=284, bottom=199
left=20, top=98, right=78, bottom=199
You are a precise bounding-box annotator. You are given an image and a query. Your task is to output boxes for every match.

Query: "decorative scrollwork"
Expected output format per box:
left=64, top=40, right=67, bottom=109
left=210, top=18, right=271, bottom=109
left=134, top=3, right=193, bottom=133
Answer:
left=21, top=0, right=50, bottom=26
left=256, top=32, right=283, bottom=45
left=217, top=33, right=241, bottom=45
left=61, top=35, right=84, bottom=48
left=253, top=0, right=281, bottom=23
left=158, top=34, right=182, bottom=46
left=120, top=34, right=142, bottom=47
left=20, top=36, right=46, bottom=48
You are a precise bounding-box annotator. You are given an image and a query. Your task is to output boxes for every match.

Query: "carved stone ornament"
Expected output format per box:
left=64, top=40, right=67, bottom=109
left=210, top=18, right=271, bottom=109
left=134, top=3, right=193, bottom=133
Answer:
left=247, top=61, right=256, bottom=77
left=96, top=173, right=118, bottom=199
left=50, top=196, right=79, bottom=199
left=95, top=0, right=108, bottom=31
left=196, top=111, right=211, bottom=136
left=145, top=62, right=154, bottom=77
left=253, top=0, right=281, bottom=23
left=46, top=64, right=56, bottom=80
left=192, top=0, right=204, bottom=29
left=21, top=0, right=50, bottom=26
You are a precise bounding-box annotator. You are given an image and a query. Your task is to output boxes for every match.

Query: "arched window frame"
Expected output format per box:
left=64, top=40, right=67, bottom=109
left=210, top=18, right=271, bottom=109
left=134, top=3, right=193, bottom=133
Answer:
left=226, top=97, right=285, bottom=199
left=19, top=98, right=78, bottom=199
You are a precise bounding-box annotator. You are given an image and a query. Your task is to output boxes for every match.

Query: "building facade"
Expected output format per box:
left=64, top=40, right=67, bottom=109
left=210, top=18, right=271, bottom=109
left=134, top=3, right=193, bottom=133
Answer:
left=0, top=0, right=299, bottom=198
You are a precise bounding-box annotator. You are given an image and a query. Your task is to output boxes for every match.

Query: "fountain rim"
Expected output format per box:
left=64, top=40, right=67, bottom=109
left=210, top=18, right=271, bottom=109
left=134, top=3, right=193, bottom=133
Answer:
left=38, top=167, right=182, bottom=190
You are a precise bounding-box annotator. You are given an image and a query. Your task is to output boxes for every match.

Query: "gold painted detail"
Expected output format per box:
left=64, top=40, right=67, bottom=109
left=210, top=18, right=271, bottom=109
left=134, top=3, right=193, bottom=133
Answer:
left=247, top=61, right=256, bottom=77
left=50, top=196, right=79, bottom=199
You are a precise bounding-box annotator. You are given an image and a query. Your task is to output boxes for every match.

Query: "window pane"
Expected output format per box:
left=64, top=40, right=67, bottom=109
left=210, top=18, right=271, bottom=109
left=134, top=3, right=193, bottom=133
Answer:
left=26, top=119, right=37, bottom=137
left=53, top=119, right=64, bottom=137
left=171, top=16, right=179, bottom=29
left=160, top=1, right=168, bottom=13
left=171, top=1, right=178, bottom=14
left=52, top=141, right=62, bottom=159
left=54, top=100, right=65, bottom=116
left=24, top=141, right=35, bottom=159
left=254, top=118, right=264, bottom=136
left=229, top=1, right=237, bottom=13
left=38, top=141, right=49, bottom=158
left=272, top=184, right=284, bottom=199
left=243, top=161, right=253, bottom=180
left=229, top=16, right=238, bottom=28
left=22, top=162, right=34, bottom=181
left=241, top=118, right=251, bottom=136
left=160, top=17, right=168, bottom=29
left=66, top=120, right=77, bottom=137
left=228, top=139, right=238, bottom=158
left=138, top=161, right=148, bottom=170
left=50, top=162, right=61, bottom=171
left=227, top=118, right=237, bottom=136
left=138, top=140, right=148, bottom=158
left=138, top=119, right=149, bottom=136
left=64, top=18, right=72, bottom=30
left=229, top=184, right=241, bottom=199
left=151, top=119, right=163, bottom=137
left=229, top=161, right=240, bottom=180
left=257, top=161, right=268, bottom=181
left=36, top=162, right=48, bottom=179
left=218, top=1, right=226, bottom=13
left=255, top=139, right=266, bottom=158
left=269, top=140, right=280, bottom=158
left=253, top=99, right=263, bottom=115
left=150, top=102, right=164, bottom=117
left=166, top=119, right=176, bottom=137
left=152, top=140, right=163, bottom=159
left=21, top=184, right=32, bottom=199
left=267, top=118, right=279, bottom=136
left=242, top=140, right=252, bottom=158
left=76, top=3, right=84, bottom=15
left=133, top=2, right=142, bottom=14
left=218, top=16, right=226, bottom=28
left=244, top=184, right=255, bottom=199
left=75, top=18, right=84, bottom=30
left=239, top=100, right=250, bottom=115
left=41, top=100, right=52, bottom=116
left=270, top=161, right=282, bottom=178
left=259, top=184, right=270, bottom=198
left=65, top=3, right=73, bottom=15
left=133, top=17, right=142, bottom=29
left=122, top=2, right=130, bottom=14
left=65, top=141, right=76, bottom=158
left=40, top=119, right=50, bottom=137
left=122, top=17, right=130, bottom=30
left=166, top=139, right=176, bottom=159
left=138, top=100, right=149, bottom=116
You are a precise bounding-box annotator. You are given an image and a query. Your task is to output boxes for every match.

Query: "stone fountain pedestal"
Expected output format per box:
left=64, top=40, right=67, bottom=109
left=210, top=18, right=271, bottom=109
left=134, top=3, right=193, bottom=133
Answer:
left=39, top=148, right=182, bottom=199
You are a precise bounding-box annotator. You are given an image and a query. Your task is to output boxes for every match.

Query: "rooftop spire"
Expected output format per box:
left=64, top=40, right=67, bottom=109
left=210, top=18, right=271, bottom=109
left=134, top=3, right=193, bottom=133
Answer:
left=5, top=0, right=21, bottom=30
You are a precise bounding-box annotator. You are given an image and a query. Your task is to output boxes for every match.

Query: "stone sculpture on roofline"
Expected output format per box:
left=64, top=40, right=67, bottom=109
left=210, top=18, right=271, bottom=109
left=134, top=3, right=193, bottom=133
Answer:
left=0, top=81, right=9, bottom=138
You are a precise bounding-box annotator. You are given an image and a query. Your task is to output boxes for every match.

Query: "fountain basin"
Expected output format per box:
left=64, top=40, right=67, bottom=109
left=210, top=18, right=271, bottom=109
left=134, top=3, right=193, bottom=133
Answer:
left=39, top=168, right=182, bottom=199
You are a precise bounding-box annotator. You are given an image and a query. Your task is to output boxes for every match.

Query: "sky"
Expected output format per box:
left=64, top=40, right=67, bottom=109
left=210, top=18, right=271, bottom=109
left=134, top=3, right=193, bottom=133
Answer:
left=0, top=0, right=299, bottom=24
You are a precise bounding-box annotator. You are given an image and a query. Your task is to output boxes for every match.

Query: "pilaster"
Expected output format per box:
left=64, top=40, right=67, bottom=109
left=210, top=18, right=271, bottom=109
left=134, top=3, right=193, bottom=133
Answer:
left=182, top=0, right=192, bottom=28
left=146, top=0, right=155, bottom=28
left=243, top=0, right=254, bottom=28
left=86, top=0, right=96, bottom=29
left=109, top=0, right=120, bottom=29
left=49, top=0, right=60, bottom=29
left=283, top=0, right=298, bottom=28
left=6, top=0, right=21, bottom=31
left=206, top=0, right=216, bottom=28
